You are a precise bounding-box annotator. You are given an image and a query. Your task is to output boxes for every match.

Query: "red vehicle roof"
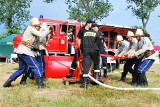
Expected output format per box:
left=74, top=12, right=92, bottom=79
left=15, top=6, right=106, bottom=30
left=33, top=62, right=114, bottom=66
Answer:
left=39, top=19, right=81, bottom=25
left=154, top=46, right=160, bottom=51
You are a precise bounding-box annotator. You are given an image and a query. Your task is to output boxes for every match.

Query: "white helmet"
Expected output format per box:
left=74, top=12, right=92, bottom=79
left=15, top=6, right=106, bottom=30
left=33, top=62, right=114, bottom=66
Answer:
left=40, top=23, right=48, bottom=31
left=135, top=29, right=143, bottom=36
left=127, top=31, right=134, bottom=37
left=30, top=17, right=40, bottom=26
left=117, top=35, right=123, bottom=42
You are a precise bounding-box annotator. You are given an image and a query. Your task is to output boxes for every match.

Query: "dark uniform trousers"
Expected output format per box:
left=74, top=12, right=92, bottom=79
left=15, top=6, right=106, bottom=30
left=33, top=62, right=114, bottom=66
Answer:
left=3, top=54, right=45, bottom=88
left=66, top=49, right=81, bottom=78
left=134, top=58, right=155, bottom=86
left=37, top=50, right=46, bottom=76
left=9, top=54, right=42, bottom=81
left=83, top=49, right=100, bottom=76
left=100, top=49, right=107, bottom=68
left=20, top=50, right=45, bottom=81
left=120, top=58, right=137, bottom=81
left=70, top=49, right=81, bottom=69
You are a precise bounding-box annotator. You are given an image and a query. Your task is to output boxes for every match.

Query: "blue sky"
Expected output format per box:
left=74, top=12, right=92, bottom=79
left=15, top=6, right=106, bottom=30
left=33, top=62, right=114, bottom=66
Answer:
left=0, top=0, right=160, bottom=45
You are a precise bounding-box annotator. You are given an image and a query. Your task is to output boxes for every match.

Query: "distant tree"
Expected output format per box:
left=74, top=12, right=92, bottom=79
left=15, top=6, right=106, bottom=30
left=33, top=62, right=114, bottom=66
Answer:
left=43, top=0, right=113, bottom=22
left=126, top=0, right=160, bottom=32
left=65, top=0, right=113, bottom=21
left=0, top=0, right=32, bottom=31
left=43, top=0, right=56, bottom=3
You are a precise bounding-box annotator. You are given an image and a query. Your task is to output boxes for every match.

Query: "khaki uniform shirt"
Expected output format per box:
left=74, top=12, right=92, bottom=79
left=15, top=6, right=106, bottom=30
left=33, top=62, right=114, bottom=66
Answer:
left=135, top=37, right=156, bottom=60
left=125, top=38, right=138, bottom=55
left=39, top=26, right=51, bottom=50
left=118, top=40, right=130, bottom=56
left=16, top=26, right=50, bottom=57
left=38, top=36, right=51, bottom=50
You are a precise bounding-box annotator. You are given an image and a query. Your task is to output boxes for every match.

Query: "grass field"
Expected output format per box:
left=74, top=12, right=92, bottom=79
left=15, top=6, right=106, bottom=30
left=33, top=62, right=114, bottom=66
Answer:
left=0, top=62, right=160, bottom=107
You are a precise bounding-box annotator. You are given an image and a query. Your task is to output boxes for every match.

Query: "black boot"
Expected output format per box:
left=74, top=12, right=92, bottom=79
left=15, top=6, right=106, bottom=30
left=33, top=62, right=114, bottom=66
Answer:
left=119, top=75, right=126, bottom=82
left=130, top=73, right=138, bottom=86
left=20, top=75, right=27, bottom=85
left=42, top=76, right=47, bottom=82
left=143, top=73, right=148, bottom=86
left=103, top=68, right=108, bottom=78
left=29, top=72, right=35, bottom=80
left=3, top=78, right=13, bottom=87
left=66, top=69, right=74, bottom=78
left=92, top=72, right=103, bottom=85
left=137, top=73, right=145, bottom=87
left=80, top=77, right=88, bottom=89
left=35, top=78, right=45, bottom=88
left=42, top=72, right=47, bottom=82
left=96, top=72, right=103, bottom=82
left=137, top=73, right=148, bottom=87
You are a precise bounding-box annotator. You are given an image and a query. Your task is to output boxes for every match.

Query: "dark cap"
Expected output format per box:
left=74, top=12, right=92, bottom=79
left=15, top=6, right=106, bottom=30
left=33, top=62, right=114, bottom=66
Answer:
left=68, top=26, right=74, bottom=29
left=86, top=19, right=95, bottom=23
left=91, top=23, right=98, bottom=28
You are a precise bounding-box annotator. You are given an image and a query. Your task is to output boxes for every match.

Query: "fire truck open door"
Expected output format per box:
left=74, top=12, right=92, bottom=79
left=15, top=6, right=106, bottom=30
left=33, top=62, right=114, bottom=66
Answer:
left=59, top=22, right=76, bottom=55
left=59, top=22, right=69, bottom=54
left=46, top=22, right=68, bottom=54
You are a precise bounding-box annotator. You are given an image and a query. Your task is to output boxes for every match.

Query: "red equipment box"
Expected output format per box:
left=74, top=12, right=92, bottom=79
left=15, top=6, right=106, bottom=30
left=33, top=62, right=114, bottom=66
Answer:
left=44, top=55, right=77, bottom=78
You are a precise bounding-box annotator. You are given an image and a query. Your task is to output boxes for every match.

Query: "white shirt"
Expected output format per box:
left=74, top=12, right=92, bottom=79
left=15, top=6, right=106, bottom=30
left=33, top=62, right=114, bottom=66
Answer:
left=118, top=40, right=130, bottom=56
left=16, top=26, right=50, bottom=57
left=135, top=37, right=156, bottom=60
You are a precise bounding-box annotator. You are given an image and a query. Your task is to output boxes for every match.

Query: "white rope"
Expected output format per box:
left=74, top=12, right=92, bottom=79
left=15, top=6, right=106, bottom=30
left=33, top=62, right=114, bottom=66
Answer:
left=88, top=74, right=160, bottom=91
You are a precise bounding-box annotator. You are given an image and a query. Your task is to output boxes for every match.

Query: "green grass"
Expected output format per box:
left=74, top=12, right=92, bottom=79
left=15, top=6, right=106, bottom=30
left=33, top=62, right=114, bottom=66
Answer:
left=0, top=62, right=160, bottom=107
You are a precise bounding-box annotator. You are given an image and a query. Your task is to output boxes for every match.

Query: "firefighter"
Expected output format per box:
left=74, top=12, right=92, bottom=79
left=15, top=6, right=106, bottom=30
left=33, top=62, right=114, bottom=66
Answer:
left=36, top=23, right=53, bottom=80
left=116, top=35, right=130, bottom=81
left=19, top=23, right=53, bottom=85
left=119, top=31, right=138, bottom=83
left=98, top=32, right=109, bottom=77
left=3, top=18, right=52, bottom=88
left=67, top=26, right=75, bottom=55
left=130, top=29, right=156, bottom=86
left=66, top=19, right=95, bottom=78
left=116, top=35, right=130, bottom=57
left=80, top=23, right=101, bottom=89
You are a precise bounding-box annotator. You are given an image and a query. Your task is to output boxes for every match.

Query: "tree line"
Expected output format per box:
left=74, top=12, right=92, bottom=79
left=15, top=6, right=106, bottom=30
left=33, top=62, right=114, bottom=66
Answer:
left=0, top=0, right=160, bottom=39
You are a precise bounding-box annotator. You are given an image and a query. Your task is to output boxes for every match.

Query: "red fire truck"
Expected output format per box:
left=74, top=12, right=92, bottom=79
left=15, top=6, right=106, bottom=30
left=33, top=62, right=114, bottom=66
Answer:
left=13, top=18, right=135, bottom=80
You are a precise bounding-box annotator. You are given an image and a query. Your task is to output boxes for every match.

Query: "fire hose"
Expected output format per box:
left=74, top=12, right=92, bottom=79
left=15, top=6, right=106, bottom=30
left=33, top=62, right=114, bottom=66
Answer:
left=59, top=37, right=160, bottom=90
left=88, top=74, right=160, bottom=90
left=98, top=55, right=160, bottom=90
left=100, top=54, right=128, bottom=60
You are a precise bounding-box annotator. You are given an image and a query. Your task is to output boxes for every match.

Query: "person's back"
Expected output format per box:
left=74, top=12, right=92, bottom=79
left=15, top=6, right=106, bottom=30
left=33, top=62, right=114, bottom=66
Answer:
left=81, top=23, right=103, bottom=89
left=82, top=29, right=99, bottom=50
left=66, top=19, right=95, bottom=78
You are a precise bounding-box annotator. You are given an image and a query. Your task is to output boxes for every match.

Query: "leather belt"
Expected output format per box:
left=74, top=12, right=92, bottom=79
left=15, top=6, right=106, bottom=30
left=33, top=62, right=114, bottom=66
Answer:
left=21, top=41, right=34, bottom=49
left=144, top=50, right=155, bottom=57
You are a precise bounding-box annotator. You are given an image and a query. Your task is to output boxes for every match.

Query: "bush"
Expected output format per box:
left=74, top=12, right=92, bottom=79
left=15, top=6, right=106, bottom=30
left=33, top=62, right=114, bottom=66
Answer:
left=0, top=28, right=20, bottom=40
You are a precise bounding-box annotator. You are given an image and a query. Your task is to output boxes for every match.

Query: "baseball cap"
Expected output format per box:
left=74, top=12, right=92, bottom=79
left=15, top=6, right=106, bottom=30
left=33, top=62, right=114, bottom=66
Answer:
left=86, top=18, right=95, bottom=23
left=91, top=23, right=98, bottom=28
left=68, top=26, right=74, bottom=29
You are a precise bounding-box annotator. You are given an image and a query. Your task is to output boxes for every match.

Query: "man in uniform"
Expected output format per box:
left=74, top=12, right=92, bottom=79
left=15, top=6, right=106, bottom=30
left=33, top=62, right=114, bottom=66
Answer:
left=66, top=19, right=95, bottom=78
left=98, top=32, right=109, bottom=77
left=80, top=23, right=101, bottom=89
left=116, top=35, right=130, bottom=82
left=130, top=29, right=156, bottom=86
left=3, top=18, right=52, bottom=88
left=119, top=31, right=138, bottom=83
left=67, top=26, right=75, bottom=55
left=116, top=35, right=130, bottom=57
left=19, top=23, right=53, bottom=85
